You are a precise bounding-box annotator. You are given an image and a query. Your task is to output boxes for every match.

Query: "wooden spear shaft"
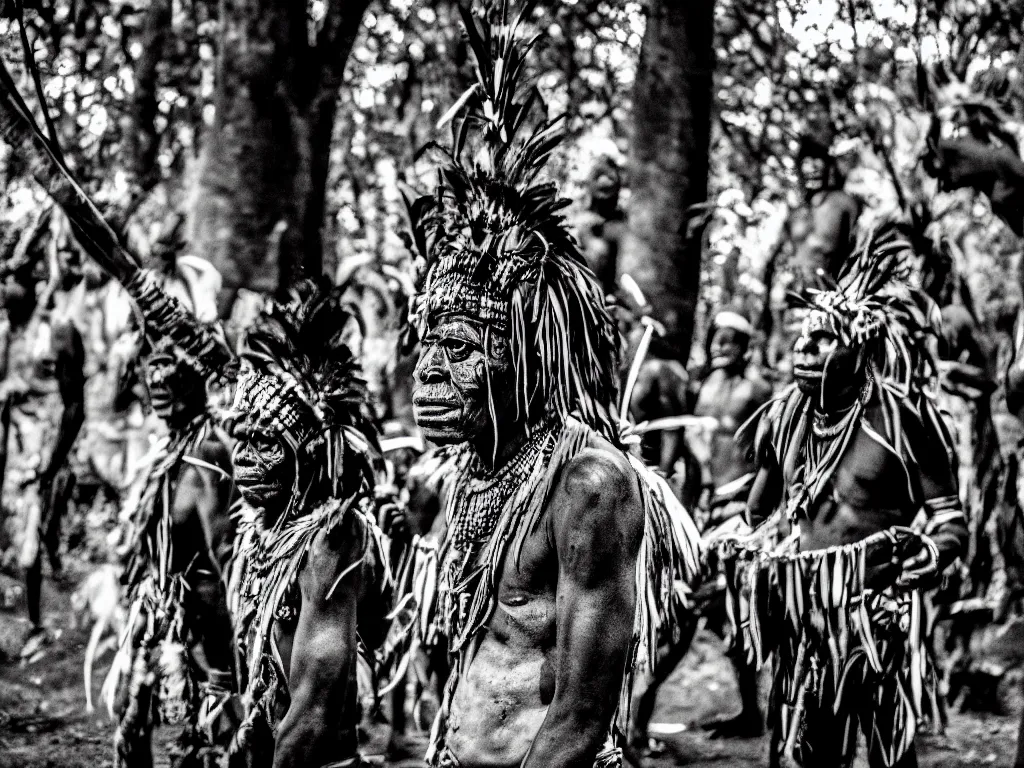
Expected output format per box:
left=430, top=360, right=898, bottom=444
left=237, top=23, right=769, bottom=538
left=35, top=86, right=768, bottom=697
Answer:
left=0, top=61, right=138, bottom=283
left=0, top=58, right=234, bottom=382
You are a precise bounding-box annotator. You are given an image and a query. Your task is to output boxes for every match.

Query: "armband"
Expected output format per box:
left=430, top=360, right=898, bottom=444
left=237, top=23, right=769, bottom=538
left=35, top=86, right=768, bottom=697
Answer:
left=923, top=495, right=965, bottom=535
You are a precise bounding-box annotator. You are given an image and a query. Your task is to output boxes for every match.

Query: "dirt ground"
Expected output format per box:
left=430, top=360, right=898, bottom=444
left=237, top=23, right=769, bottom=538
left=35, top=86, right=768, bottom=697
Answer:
left=0, top=569, right=1020, bottom=768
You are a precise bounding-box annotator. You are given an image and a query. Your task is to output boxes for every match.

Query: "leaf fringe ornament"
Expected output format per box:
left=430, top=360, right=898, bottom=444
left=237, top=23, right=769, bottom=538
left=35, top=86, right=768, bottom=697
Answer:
left=714, top=523, right=939, bottom=767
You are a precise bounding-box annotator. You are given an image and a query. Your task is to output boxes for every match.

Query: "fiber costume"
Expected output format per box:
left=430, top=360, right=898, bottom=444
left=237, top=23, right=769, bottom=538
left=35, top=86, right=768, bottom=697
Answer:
left=398, top=7, right=702, bottom=766
left=224, top=282, right=391, bottom=750
left=714, top=227, right=966, bottom=766
left=109, top=275, right=239, bottom=767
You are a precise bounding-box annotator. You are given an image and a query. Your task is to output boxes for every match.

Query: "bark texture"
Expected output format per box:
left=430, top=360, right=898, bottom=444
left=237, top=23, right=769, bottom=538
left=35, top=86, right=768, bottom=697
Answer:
left=124, top=0, right=171, bottom=193
left=620, top=0, right=715, bottom=362
left=191, top=0, right=370, bottom=313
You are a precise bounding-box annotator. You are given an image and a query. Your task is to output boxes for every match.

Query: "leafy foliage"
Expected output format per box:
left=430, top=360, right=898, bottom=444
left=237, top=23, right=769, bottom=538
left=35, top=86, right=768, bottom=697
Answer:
left=0, top=0, right=1022, bottom=346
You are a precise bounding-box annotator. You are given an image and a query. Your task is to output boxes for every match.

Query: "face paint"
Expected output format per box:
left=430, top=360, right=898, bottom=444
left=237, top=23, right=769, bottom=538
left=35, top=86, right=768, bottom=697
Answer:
left=232, top=430, right=296, bottom=515
left=412, top=314, right=512, bottom=445
left=793, top=309, right=840, bottom=395
left=792, top=309, right=862, bottom=406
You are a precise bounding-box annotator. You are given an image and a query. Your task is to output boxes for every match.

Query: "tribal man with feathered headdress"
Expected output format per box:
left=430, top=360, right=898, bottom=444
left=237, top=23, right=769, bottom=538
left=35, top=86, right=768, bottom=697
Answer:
left=399, top=6, right=701, bottom=767
left=225, top=280, right=391, bottom=768
left=715, top=227, right=967, bottom=767
left=110, top=270, right=239, bottom=768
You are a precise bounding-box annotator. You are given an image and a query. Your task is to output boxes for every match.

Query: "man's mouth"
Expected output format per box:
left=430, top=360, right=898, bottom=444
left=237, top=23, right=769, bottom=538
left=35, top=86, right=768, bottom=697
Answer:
left=238, top=481, right=277, bottom=505
left=234, top=463, right=266, bottom=486
left=412, top=397, right=459, bottom=420
left=792, top=363, right=823, bottom=380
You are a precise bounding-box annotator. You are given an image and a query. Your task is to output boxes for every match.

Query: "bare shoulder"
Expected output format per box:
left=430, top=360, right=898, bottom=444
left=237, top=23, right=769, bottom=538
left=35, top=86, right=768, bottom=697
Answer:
left=300, top=509, right=375, bottom=606
left=552, top=432, right=643, bottom=544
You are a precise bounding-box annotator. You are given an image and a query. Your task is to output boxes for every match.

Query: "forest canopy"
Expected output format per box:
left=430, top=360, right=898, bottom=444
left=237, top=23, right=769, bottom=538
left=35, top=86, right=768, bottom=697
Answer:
left=0, top=0, right=1019, bottom=353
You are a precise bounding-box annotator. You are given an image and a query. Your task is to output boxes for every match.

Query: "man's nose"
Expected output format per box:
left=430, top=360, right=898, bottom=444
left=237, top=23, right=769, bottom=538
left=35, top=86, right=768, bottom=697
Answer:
left=414, top=344, right=445, bottom=383
left=793, top=336, right=810, bottom=354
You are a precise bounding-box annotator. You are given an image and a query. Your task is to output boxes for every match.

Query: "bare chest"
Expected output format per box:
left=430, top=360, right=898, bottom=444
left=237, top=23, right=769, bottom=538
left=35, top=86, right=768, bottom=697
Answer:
left=695, top=375, right=761, bottom=432
left=799, top=428, right=918, bottom=548
left=444, top=515, right=558, bottom=647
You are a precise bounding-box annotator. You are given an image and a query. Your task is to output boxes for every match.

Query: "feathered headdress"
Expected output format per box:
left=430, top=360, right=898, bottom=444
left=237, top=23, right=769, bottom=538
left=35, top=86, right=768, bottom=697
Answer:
left=404, top=2, right=619, bottom=436
left=223, top=280, right=379, bottom=505
left=795, top=224, right=940, bottom=397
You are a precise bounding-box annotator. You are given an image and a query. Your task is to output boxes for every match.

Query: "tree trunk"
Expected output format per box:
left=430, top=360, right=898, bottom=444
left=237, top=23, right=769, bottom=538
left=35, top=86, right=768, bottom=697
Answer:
left=190, top=0, right=370, bottom=315
left=124, top=0, right=171, bottom=193
left=620, top=0, right=715, bottom=362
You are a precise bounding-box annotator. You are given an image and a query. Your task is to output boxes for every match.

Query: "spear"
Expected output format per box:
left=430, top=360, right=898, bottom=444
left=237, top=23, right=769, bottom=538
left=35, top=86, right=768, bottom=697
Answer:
left=0, top=57, right=234, bottom=384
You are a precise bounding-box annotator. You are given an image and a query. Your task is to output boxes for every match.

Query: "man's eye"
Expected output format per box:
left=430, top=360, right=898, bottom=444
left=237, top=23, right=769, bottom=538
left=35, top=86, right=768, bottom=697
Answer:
left=444, top=340, right=471, bottom=360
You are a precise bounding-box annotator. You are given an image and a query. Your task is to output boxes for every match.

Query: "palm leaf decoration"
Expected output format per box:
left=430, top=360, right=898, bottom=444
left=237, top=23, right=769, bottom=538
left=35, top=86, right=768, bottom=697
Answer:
left=791, top=223, right=942, bottom=400
left=404, top=0, right=620, bottom=438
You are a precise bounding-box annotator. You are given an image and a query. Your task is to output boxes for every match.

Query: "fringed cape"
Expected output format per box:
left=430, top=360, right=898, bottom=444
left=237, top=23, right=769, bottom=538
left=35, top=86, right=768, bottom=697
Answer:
left=110, top=415, right=232, bottom=763
left=393, top=417, right=702, bottom=764
left=230, top=493, right=391, bottom=739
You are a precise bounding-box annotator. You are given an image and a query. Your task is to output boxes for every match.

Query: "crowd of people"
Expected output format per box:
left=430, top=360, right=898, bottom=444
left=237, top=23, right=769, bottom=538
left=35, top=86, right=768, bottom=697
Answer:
left=3, top=8, right=1024, bottom=768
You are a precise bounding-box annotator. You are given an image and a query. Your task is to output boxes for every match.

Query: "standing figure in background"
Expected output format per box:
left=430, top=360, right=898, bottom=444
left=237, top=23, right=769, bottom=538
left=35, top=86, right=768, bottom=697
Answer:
left=791, top=125, right=862, bottom=287
left=0, top=250, right=85, bottom=655
left=692, top=312, right=774, bottom=534
left=573, top=155, right=627, bottom=299
left=630, top=311, right=772, bottom=752
left=113, top=334, right=238, bottom=768
left=690, top=311, right=772, bottom=735
left=766, top=123, right=861, bottom=371
left=724, top=227, right=966, bottom=768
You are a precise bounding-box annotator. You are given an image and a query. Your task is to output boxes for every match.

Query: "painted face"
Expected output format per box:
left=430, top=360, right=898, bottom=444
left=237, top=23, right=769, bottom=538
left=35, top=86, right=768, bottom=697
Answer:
left=231, top=429, right=295, bottom=515
left=792, top=310, right=862, bottom=403
left=792, top=309, right=840, bottom=394
left=412, top=314, right=511, bottom=445
left=709, top=327, right=748, bottom=371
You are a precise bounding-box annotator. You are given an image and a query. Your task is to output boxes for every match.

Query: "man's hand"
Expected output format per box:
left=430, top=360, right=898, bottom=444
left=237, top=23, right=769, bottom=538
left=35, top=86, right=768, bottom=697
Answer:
left=896, top=535, right=940, bottom=590
left=376, top=487, right=412, bottom=545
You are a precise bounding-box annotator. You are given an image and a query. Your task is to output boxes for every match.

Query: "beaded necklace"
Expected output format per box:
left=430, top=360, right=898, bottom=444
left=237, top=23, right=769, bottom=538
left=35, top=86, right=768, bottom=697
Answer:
left=788, top=373, right=874, bottom=523
left=450, top=423, right=558, bottom=549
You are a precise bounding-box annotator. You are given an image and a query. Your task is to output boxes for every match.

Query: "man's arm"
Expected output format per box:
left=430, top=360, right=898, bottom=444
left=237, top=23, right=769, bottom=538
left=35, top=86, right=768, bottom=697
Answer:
left=523, top=447, right=643, bottom=768
left=40, top=322, right=85, bottom=485
left=273, top=515, right=369, bottom=768
left=901, top=405, right=968, bottom=582
left=744, top=409, right=782, bottom=528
